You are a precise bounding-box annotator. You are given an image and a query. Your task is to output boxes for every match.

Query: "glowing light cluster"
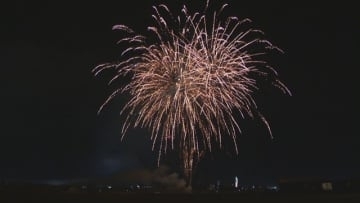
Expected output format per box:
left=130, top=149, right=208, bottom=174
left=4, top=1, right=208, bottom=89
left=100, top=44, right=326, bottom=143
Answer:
left=93, top=0, right=290, bottom=169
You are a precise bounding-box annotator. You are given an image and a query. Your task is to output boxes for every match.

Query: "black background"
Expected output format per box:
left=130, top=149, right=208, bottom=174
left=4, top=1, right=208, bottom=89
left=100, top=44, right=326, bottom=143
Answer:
left=1, top=0, right=359, bottom=186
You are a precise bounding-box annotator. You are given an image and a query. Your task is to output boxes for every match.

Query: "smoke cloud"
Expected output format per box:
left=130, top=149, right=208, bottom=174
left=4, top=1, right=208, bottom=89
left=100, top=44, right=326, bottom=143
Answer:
left=114, top=165, right=191, bottom=193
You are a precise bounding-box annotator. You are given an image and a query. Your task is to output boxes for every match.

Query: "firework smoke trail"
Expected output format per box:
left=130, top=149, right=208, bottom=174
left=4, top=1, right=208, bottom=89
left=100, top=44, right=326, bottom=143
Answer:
left=93, top=0, right=291, bottom=181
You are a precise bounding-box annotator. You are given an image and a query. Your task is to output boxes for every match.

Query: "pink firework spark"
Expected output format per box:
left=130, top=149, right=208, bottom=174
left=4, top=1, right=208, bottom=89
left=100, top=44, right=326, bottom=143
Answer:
left=93, top=0, right=291, bottom=183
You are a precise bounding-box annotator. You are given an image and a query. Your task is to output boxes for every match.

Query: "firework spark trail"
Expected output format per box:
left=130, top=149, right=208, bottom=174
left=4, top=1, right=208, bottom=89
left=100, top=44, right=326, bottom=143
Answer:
left=94, top=0, right=291, bottom=168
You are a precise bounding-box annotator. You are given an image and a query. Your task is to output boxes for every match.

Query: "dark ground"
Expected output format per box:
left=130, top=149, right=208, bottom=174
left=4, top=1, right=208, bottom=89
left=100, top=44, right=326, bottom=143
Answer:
left=1, top=189, right=360, bottom=203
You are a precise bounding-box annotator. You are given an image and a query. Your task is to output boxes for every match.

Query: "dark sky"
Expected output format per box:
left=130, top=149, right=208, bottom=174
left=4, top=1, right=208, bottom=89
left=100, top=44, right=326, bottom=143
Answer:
left=1, top=0, right=359, bottom=186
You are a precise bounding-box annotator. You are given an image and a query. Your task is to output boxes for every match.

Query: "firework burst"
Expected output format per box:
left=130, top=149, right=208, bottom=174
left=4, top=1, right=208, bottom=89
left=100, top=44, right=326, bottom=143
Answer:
left=93, top=0, right=290, bottom=184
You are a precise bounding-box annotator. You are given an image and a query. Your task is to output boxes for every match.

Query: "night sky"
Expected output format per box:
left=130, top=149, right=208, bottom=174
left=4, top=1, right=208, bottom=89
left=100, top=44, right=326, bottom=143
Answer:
left=1, top=0, right=359, bottom=186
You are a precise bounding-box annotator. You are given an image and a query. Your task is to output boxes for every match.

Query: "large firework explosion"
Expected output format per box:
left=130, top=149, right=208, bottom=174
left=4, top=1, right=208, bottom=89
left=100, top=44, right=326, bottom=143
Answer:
left=93, top=0, right=290, bottom=185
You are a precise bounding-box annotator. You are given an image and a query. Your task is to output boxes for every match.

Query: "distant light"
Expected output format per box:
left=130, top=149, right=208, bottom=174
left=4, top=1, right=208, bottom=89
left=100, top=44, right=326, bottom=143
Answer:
left=234, top=176, right=238, bottom=188
left=44, top=179, right=68, bottom=186
left=321, top=182, right=333, bottom=191
left=266, top=185, right=279, bottom=191
left=107, top=185, right=112, bottom=189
